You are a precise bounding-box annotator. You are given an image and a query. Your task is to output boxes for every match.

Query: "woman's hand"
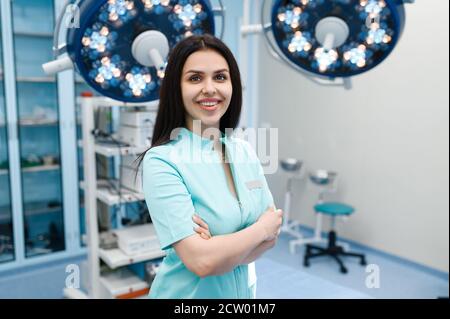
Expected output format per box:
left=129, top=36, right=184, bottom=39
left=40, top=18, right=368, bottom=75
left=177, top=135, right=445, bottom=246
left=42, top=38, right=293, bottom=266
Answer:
left=192, top=214, right=212, bottom=240
left=256, top=206, right=283, bottom=242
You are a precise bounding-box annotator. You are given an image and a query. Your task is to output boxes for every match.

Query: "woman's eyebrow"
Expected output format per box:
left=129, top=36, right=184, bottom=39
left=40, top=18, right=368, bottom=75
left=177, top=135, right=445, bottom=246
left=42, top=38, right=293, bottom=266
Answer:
left=185, top=69, right=229, bottom=74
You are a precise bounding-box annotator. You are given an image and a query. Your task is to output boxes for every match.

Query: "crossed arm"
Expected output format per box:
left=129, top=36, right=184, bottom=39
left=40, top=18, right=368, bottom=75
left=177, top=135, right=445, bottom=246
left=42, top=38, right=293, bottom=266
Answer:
left=192, top=214, right=277, bottom=265
left=172, top=210, right=281, bottom=278
left=240, top=238, right=277, bottom=264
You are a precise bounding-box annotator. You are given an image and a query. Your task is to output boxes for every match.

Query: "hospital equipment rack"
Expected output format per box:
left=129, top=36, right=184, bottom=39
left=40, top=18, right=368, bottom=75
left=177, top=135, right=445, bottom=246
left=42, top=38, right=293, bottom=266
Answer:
left=64, top=96, right=165, bottom=299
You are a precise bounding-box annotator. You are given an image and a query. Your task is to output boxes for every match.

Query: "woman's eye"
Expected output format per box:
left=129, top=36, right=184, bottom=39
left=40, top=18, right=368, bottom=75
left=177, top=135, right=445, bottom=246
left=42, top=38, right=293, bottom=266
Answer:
left=189, top=75, right=201, bottom=82
left=189, top=74, right=227, bottom=82
left=215, top=74, right=227, bottom=81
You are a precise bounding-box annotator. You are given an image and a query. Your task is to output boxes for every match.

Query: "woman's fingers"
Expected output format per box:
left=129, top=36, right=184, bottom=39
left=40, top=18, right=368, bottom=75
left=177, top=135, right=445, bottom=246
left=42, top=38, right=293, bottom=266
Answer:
left=200, top=232, right=210, bottom=240
left=192, top=215, right=212, bottom=239
left=192, top=215, right=211, bottom=239
left=194, top=226, right=211, bottom=239
left=192, top=214, right=209, bottom=230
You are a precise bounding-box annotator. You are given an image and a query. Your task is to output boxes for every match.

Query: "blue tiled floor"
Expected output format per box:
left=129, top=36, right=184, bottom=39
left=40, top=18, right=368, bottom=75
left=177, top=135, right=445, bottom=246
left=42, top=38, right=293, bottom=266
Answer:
left=257, top=233, right=449, bottom=299
left=256, top=257, right=371, bottom=299
left=0, top=257, right=85, bottom=299
left=0, top=234, right=448, bottom=299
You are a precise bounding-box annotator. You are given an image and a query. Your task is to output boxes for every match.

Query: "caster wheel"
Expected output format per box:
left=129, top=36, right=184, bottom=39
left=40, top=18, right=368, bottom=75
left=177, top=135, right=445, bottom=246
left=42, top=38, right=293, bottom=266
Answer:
left=303, top=259, right=310, bottom=267
left=361, top=258, right=367, bottom=266
left=340, top=267, right=348, bottom=274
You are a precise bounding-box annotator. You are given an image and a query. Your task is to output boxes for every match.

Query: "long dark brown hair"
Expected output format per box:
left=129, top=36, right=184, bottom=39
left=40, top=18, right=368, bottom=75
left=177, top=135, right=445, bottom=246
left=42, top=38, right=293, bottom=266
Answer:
left=136, top=34, right=243, bottom=169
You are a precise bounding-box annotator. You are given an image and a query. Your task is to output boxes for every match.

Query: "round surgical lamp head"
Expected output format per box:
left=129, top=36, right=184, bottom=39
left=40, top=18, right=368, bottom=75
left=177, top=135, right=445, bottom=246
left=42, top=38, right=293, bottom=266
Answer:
left=43, top=0, right=223, bottom=102
left=264, top=0, right=408, bottom=79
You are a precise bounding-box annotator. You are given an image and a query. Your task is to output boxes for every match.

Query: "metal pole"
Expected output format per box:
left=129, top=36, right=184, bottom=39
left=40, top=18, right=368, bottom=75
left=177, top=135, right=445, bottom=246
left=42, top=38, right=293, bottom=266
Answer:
left=80, top=96, right=100, bottom=298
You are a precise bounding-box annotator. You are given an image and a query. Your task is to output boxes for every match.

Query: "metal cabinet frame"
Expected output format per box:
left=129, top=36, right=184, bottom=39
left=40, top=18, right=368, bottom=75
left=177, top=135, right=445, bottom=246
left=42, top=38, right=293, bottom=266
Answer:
left=0, top=0, right=84, bottom=273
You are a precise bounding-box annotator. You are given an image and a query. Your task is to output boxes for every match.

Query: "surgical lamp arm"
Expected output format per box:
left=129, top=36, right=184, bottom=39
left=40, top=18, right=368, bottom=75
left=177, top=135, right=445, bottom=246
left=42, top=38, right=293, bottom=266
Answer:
left=42, top=0, right=81, bottom=75
left=214, top=0, right=226, bottom=41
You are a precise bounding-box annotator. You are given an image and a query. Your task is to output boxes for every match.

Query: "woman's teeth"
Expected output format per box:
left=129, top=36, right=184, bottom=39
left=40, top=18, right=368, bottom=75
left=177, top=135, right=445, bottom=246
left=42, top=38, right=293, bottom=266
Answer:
left=199, top=102, right=219, bottom=107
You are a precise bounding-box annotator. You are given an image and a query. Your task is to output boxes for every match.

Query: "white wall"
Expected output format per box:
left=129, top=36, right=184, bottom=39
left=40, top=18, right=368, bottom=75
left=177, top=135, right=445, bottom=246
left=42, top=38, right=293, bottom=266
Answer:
left=257, top=0, right=449, bottom=272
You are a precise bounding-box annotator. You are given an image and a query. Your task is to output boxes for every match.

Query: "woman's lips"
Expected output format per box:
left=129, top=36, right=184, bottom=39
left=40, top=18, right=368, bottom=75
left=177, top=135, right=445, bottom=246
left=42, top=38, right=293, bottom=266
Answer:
left=196, top=99, right=222, bottom=111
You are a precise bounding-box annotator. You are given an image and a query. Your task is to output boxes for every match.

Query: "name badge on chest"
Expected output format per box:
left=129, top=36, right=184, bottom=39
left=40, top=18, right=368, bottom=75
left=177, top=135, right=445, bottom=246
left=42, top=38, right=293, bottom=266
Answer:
left=245, top=179, right=263, bottom=190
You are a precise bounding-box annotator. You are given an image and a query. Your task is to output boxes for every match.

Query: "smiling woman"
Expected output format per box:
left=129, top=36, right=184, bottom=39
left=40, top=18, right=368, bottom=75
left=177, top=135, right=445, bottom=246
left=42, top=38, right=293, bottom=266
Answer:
left=182, top=51, right=232, bottom=129
left=138, top=34, right=283, bottom=299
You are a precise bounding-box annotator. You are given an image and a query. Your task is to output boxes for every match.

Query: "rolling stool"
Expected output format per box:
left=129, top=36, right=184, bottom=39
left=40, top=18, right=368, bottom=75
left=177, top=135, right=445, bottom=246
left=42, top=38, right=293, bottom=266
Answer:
left=303, top=171, right=367, bottom=274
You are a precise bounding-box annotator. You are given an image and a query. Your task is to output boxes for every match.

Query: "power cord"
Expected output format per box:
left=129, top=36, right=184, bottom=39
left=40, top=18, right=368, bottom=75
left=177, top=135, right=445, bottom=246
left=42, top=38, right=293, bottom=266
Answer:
left=92, top=129, right=146, bottom=226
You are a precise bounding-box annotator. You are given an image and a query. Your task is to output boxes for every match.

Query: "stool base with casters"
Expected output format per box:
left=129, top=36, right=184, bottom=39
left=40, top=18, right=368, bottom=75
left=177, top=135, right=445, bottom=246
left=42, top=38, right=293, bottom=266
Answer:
left=303, top=202, right=367, bottom=274
left=303, top=230, right=367, bottom=274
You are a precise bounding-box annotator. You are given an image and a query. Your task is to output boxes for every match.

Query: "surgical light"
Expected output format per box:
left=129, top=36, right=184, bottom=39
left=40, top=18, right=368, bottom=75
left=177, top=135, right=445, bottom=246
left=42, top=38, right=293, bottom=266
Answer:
left=43, top=0, right=224, bottom=102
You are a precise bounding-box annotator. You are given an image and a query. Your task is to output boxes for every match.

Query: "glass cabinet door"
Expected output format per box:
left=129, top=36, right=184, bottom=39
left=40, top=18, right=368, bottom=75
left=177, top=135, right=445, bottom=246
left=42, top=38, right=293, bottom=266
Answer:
left=0, top=6, right=15, bottom=264
left=11, top=0, right=65, bottom=258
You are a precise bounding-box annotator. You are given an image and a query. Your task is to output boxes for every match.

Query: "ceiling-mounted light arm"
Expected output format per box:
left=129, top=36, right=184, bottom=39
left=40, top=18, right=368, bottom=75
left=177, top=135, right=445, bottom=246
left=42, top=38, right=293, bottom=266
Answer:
left=240, top=0, right=281, bottom=64
left=42, top=55, right=73, bottom=75
left=43, top=0, right=82, bottom=75
left=241, top=22, right=282, bottom=64
left=240, top=0, right=267, bottom=37
left=52, top=0, right=81, bottom=57
left=259, top=0, right=284, bottom=64
left=213, top=0, right=226, bottom=40
left=260, top=24, right=285, bottom=64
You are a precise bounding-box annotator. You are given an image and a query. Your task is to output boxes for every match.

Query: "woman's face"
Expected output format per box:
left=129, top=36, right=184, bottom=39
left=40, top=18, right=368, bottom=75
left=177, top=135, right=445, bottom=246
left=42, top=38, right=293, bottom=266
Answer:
left=181, top=49, right=232, bottom=131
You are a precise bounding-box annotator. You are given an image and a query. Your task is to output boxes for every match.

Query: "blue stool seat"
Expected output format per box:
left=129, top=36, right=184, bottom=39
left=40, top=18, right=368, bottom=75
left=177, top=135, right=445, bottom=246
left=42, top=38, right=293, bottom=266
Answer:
left=314, top=202, right=354, bottom=216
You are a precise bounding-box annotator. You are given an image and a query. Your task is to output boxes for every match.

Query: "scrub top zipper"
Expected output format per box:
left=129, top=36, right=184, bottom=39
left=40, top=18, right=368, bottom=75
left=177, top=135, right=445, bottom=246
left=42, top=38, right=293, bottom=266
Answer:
left=223, top=142, right=244, bottom=225
left=222, top=141, right=245, bottom=299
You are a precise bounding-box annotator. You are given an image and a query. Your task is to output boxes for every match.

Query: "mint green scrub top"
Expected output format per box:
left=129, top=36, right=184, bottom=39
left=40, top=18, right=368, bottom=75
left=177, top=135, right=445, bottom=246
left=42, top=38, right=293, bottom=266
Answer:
left=143, top=127, right=274, bottom=299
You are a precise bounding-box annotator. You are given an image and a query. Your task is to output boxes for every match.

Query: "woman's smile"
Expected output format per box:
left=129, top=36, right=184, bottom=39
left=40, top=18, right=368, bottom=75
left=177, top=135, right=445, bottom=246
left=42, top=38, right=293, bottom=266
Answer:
left=196, top=98, right=223, bottom=111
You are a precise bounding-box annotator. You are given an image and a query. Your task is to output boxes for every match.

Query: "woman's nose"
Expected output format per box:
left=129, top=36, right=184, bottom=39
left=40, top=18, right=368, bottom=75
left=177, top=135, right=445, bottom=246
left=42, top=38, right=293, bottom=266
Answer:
left=202, top=79, right=217, bottom=95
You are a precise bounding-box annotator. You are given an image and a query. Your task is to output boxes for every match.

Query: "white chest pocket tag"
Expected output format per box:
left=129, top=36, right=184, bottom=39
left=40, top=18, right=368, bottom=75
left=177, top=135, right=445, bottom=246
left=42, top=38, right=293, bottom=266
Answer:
left=245, top=179, right=263, bottom=190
